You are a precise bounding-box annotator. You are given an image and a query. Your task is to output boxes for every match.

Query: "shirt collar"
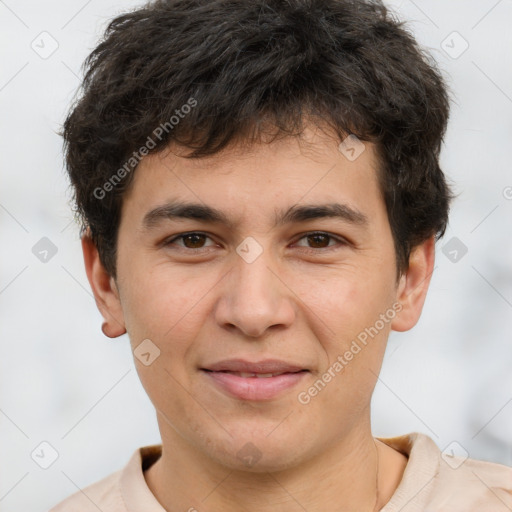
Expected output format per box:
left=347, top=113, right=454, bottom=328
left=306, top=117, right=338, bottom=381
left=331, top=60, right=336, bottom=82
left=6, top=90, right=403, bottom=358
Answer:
left=119, top=432, right=440, bottom=512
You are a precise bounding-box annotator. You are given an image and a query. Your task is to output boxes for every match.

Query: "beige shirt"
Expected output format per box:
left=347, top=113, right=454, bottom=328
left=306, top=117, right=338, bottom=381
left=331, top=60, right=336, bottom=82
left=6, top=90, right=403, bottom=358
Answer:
left=50, top=432, right=512, bottom=511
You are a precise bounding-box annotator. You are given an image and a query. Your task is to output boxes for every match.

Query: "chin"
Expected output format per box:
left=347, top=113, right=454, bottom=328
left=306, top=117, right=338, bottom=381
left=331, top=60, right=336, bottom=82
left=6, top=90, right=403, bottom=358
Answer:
left=203, top=430, right=309, bottom=473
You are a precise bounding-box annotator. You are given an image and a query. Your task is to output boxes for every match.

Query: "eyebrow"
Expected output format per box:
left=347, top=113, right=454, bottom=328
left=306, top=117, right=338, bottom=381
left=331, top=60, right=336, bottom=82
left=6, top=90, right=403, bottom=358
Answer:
left=142, top=200, right=368, bottom=231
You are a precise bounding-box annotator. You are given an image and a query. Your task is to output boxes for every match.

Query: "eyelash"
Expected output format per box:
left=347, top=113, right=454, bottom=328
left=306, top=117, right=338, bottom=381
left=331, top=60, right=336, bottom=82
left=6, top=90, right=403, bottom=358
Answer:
left=163, top=231, right=348, bottom=254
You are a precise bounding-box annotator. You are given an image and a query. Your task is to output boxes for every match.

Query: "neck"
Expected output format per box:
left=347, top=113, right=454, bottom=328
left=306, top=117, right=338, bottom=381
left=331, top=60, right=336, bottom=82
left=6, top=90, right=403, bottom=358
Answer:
left=145, top=419, right=386, bottom=512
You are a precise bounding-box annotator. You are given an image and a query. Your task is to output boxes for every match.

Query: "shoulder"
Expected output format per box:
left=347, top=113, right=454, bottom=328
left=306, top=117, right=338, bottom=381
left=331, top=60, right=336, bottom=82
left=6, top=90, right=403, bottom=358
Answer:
left=431, top=451, right=512, bottom=511
left=379, top=432, right=512, bottom=512
left=49, top=469, right=124, bottom=512
left=49, top=445, right=162, bottom=512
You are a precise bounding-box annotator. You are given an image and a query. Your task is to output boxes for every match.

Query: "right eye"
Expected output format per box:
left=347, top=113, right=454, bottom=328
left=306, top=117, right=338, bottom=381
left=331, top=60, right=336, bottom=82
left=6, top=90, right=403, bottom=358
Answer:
left=164, top=232, right=218, bottom=251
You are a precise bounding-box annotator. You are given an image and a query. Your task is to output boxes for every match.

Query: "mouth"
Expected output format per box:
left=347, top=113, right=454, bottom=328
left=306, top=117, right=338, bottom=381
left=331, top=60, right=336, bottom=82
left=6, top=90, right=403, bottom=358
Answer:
left=200, top=362, right=309, bottom=401
left=202, top=369, right=307, bottom=378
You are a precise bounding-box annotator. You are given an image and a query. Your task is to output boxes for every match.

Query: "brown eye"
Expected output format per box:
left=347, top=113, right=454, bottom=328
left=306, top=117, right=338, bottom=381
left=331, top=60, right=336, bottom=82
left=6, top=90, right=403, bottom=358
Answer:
left=294, top=232, right=344, bottom=250
left=306, top=233, right=331, bottom=248
left=181, top=233, right=207, bottom=248
left=165, top=232, right=215, bottom=250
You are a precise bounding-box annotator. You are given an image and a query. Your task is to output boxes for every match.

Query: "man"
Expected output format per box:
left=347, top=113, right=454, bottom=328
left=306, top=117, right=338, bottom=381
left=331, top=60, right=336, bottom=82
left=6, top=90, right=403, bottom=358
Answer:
left=52, top=0, right=512, bottom=510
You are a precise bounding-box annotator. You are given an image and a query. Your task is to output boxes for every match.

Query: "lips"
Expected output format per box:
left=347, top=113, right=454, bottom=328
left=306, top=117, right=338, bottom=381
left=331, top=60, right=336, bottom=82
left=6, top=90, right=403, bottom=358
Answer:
left=202, top=358, right=307, bottom=374
left=216, top=371, right=291, bottom=378
left=201, top=359, right=309, bottom=401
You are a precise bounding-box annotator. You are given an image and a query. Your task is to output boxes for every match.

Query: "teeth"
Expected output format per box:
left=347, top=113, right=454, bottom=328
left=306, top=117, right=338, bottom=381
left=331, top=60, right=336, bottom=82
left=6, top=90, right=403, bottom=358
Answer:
left=256, top=373, right=275, bottom=378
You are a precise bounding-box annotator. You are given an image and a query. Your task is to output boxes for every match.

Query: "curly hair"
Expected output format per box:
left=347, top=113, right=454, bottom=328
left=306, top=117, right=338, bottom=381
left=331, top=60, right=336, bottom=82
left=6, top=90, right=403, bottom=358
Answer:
left=61, top=0, right=453, bottom=279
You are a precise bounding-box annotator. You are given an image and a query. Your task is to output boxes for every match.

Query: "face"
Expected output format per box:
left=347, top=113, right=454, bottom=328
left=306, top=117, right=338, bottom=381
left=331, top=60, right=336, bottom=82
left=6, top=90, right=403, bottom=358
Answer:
left=85, top=124, right=433, bottom=472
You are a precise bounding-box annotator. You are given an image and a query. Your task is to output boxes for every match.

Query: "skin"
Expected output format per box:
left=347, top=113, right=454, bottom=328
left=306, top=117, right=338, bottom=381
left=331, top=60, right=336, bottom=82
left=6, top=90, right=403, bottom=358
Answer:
left=83, top=124, right=435, bottom=512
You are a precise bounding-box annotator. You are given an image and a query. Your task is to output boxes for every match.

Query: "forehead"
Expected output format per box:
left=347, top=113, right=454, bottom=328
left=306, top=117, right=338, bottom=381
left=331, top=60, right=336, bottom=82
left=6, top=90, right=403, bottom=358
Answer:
left=120, top=127, right=384, bottom=229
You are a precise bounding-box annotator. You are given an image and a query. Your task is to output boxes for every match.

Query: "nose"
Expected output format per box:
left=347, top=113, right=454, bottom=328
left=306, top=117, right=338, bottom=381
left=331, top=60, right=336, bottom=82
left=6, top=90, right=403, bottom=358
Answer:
left=214, top=242, right=296, bottom=339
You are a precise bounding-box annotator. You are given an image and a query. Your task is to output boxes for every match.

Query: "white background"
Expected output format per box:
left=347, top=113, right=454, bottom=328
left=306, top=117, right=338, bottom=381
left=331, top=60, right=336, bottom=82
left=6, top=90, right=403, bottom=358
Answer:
left=1, top=1, right=511, bottom=510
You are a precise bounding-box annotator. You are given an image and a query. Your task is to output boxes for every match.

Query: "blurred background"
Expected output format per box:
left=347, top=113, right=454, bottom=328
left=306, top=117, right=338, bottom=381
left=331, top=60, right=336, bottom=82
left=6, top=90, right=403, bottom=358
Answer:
left=1, top=0, right=511, bottom=510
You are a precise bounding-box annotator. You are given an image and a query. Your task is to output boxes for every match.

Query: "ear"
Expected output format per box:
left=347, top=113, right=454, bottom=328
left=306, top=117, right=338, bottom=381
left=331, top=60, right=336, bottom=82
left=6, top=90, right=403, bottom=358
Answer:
left=81, top=231, right=126, bottom=338
left=391, top=236, right=435, bottom=332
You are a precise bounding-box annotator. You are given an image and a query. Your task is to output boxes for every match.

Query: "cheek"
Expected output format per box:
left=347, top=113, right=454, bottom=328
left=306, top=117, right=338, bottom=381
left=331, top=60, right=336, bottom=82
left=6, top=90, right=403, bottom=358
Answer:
left=306, top=281, right=392, bottom=420
left=297, top=266, right=394, bottom=341
left=120, top=269, right=207, bottom=409
left=119, top=261, right=201, bottom=337
left=300, top=270, right=396, bottom=411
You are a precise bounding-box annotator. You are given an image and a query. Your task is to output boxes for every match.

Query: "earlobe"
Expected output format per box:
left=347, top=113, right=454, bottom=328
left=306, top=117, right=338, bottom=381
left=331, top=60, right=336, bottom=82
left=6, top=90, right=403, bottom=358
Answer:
left=81, top=231, right=127, bottom=338
left=391, top=236, right=436, bottom=332
left=101, top=320, right=125, bottom=338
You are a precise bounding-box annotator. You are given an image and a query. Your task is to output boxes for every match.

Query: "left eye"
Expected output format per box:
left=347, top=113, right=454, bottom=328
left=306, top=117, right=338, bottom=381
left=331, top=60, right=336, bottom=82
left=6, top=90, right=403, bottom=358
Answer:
left=293, top=232, right=345, bottom=250
left=164, top=231, right=345, bottom=251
